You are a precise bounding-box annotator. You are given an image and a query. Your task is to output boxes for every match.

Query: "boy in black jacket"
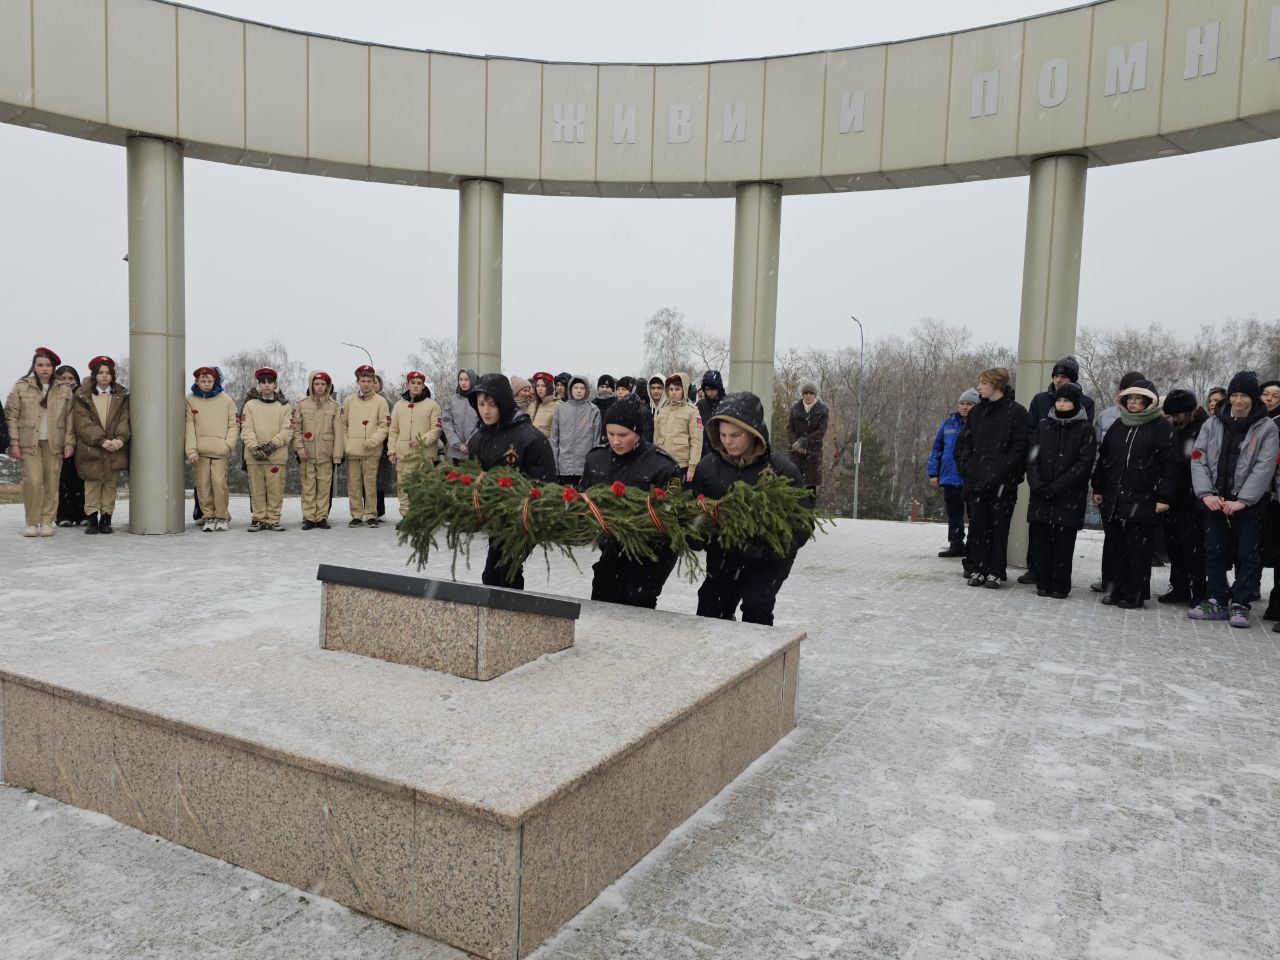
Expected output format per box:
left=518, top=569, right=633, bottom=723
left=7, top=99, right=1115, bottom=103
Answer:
left=1158, top=389, right=1208, bottom=605
left=1026, top=383, right=1096, bottom=598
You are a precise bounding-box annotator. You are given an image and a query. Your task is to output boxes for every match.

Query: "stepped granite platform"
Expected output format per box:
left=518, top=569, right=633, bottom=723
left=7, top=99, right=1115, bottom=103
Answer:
left=0, top=595, right=801, bottom=959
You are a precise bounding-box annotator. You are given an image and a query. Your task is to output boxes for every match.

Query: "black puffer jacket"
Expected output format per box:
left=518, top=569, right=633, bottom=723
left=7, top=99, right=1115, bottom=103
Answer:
left=1168, top=409, right=1209, bottom=507
left=1026, top=408, right=1096, bottom=529
left=467, top=374, right=556, bottom=481
left=954, top=394, right=1028, bottom=497
left=1092, top=415, right=1179, bottom=524
left=580, top=438, right=680, bottom=491
left=786, top=398, right=829, bottom=487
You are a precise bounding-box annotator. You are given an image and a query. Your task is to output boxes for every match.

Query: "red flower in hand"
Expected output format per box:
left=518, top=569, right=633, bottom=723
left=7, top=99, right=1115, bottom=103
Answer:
left=270, top=466, right=279, bottom=473
left=497, top=476, right=513, bottom=488
left=445, top=471, right=459, bottom=480
left=459, top=474, right=473, bottom=485
left=362, top=419, right=369, bottom=426
left=652, top=487, right=666, bottom=499
left=529, top=487, right=542, bottom=499
left=1190, top=450, right=1203, bottom=460
left=562, top=487, right=580, bottom=502
left=303, top=431, right=313, bottom=439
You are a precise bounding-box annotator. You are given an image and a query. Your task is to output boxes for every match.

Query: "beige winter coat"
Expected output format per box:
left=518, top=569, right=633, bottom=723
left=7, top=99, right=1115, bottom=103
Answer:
left=653, top=373, right=703, bottom=469
left=389, top=395, right=442, bottom=462
left=530, top=396, right=559, bottom=438
left=292, top=393, right=344, bottom=463
left=240, top=396, right=294, bottom=466
left=73, top=382, right=130, bottom=479
left=5, top=375, right=75, bottom=453
left=341, top=391, right=390, bottom=460
left=185, top=391, right=238, bottom=459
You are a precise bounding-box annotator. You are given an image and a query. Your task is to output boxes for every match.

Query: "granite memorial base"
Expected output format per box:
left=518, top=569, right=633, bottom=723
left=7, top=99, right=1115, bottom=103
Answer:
left=317, top=565, right=579, bottom=680
left=0, top=588, right=802, bottom=959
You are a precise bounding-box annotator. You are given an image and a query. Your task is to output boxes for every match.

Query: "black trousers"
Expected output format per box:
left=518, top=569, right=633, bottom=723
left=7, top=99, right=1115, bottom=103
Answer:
left=1204, top=510, right=1263, bottom=607
left=1101, top=517, right=1154, bottom=604
left=696, top=546, right=794, bottom=626
left=941, top=484, right=966, bottom=548
left=482, top=541, right=531, bottom=590
left=965, top=489, right=1016, bottom=579
left=1029, top=521, right=1078, bottom=594
left=591, top=548, right=677, bottom=609
left=1164, top=506, right=1205, bottom=601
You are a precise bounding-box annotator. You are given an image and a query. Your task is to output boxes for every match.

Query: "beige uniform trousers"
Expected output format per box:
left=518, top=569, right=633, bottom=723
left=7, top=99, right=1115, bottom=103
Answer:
left=347, top=456, right=379, bottom=520
left=85, top=472, right=119, bottom=515
left=394, top=457, right=433, bottom=517
left=22, top=440, right=63, bottom=526
left=299, top=459, right=334, bottom=521
left=247, top=462, right=285, bottom=523
left=194, top=456, right=230, bottom=520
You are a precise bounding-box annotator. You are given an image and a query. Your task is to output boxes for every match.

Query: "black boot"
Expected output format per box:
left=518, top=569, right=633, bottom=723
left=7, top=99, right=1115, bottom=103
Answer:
left=98, top=514, right=113, bottom=534
left=85, top=512, right=99, bottom=535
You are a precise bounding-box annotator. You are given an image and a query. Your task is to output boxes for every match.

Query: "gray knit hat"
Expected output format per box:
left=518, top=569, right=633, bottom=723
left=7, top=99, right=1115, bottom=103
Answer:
left=959, top=388, right=980, bottom=405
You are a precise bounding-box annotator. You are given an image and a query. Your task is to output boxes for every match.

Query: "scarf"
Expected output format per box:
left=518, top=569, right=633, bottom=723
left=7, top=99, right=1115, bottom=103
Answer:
left=1118, top=405, right=1163, bottom=427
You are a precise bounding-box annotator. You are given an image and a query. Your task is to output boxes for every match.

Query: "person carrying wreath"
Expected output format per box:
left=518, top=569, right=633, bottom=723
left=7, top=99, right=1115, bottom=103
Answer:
left=578, top=395, right=681, bottom=608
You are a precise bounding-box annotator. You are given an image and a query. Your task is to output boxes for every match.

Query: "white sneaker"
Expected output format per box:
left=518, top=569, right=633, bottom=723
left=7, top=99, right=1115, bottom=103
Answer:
left=215, top=518, right=229, bottom=531
left=201, top=517, right=214, bottom=532
left=38, top=524, right=54, bottom=537
left=22, top=525, right=38, bottom=537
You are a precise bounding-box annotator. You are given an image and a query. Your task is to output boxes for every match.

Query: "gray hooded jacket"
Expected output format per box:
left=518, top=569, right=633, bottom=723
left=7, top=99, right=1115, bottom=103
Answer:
left=550, top=375, right=601, bottom=475
left=1190, top=409, right=1279, bottom=506
left=441, top=368, right=480, bottom=460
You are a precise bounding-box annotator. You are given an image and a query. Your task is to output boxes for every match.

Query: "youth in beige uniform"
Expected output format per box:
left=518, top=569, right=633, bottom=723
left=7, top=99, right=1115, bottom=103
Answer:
left=240, top=367, right=294, bottom=530
left=653, top=371, right=704, bottom=483
left=6, top=347, right=75, bottom=536
left=387, top=371, right=442, bottom=520
left=341, top=365, right=390, bottom=525
left=72, top=356, right=130, bottom=534
left=185, top=366, right=239, bottom=531
left=292, top=370, right=343, bottom=529
left=530, top=372, right=559, bottom=439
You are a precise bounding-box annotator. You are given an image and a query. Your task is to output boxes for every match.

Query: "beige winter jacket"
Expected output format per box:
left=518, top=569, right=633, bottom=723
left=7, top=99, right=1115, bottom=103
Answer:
left=389, top=394, right=442, bottom=462
left=240, top=395, right=294, bottom=466
left=292, top=393, right=344, bottom=463
left=341, top=391, right=390, bottom=460
left=653, top=373, right=703, bottom=469
left=530, top=396, right=559, bottom=438
left=6, top=375, right=75, bottom=453
left=185, top=391, right=238, bottom=459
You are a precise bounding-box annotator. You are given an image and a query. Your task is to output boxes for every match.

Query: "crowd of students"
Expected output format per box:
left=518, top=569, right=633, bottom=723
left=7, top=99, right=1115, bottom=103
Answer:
left=928, top=357, right=1280, bottom=632
left=6, top=348, right=825, bottom=624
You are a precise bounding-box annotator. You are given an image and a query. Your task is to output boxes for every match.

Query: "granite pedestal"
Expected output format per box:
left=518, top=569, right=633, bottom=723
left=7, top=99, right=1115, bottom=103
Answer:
left=0, top=598, right=801, bottom=959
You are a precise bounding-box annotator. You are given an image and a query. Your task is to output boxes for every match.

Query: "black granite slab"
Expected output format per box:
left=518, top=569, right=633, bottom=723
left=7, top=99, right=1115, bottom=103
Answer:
left=316, top=565, right=581, bottom=620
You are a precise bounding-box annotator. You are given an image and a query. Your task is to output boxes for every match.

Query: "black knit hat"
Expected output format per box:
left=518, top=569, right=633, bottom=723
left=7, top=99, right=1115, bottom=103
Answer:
left=1118, top=371, right=1145, bottom=392
left=616, top=375, right=636, bottom=391
left=1162, top=389, right=1197, bottom=415
left=1260, top=379, right=1280, bottom=395
left=1227, top=370, right=1261, bottom=405
left=603, top=394, right=645, bottom=435
left=1051, top=357, right=1080, bottom=383
left=597, top=374, right=615, bottom=390
left=1054, top=382, right=1083, bottom=406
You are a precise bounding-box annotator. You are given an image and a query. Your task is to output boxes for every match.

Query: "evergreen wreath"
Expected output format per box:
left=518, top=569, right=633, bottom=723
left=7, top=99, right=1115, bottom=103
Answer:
left=397, top=460, right=826, bottom=583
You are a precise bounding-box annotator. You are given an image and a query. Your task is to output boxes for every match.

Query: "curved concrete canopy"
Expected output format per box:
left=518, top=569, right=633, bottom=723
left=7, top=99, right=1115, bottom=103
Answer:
left=2, top=0, right=1278, bottom=196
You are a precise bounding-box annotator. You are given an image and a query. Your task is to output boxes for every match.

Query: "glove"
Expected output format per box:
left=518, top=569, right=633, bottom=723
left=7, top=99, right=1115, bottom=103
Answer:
left=260, top=441, right=277, bottom=456
left=250, top=445, right=268, bottom=461
left=790, top=440, right=805, bottom=453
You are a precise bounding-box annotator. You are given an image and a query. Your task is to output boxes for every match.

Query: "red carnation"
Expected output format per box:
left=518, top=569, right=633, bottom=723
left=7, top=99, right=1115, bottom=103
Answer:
left=270, top=466, right=279, bottom=473
left=497, top=476, right=513, bottom=488
left=408, top=403, right=415, bottom=409
left=610, top=481, right=626, bottom=497
left=445, top=471, right=459, bottom=480
left=191, top=409, right=198, bottom=415
left=562, top=487, right=580, bottom=502
left=697, top=493, right=707, bottom=501
left=1190, top=450, right=1203, bottom=460
left=652, top=487, right=666, bottom=499
left=303, top=431, right=313, bottom=439
left=529, top=487, right=542, bottom=499
left=459, top=474, right=473, bottom=485
left=362, top=419, right=369, bottom=426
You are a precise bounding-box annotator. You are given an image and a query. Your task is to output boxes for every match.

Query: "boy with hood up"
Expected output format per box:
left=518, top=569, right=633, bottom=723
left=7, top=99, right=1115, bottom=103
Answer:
left=341, top=364, right=390, bottom=527
left=696, top=370, right=725, bottom=425
left=441, top=368, right=480, bottom=463
left=467, top=373, right=557, bottom=589
left=551, top=374, right=601, bottom=485
left=388, top=371, right=442, bottom=524
left=1187, top=371, right=1279, bottom=627
left=185, top=365, right=238, bottom=532
left=241, top=367, right=294, bottom=532
left=653, top=372, right=703, bottom=485
left=692, top=391, right=809, bottom=625
left=1026, top=383, right=1097, bottom=598
left=292, top=371, right=343, bottom=530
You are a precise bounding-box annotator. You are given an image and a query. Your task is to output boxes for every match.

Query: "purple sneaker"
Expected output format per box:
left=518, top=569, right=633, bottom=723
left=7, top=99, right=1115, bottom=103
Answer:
left=1188, top=599, right=1228, bottom=621
left=1228, top=604, right=1251, bottom=628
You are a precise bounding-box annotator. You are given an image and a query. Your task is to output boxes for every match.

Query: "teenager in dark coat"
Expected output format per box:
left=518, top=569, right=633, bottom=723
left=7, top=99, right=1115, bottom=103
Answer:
left=467, top=374, right=557, bottom=590
left=579, top=397, right=681, bottom=608
left=1258, top=379, right=1280, bottom=619
left=693, top=391, right=809, bottom=626
left=954, top=367, right=1027, bottom=587
left=786, top=381, right=829, bottom=490
left=53, top=365, right=87, bottom=527
left=1091, top=380, right=1178, bottom=608
left=1158, top=390, right=1208, bottom=606
left=1026, top=383, right=1097, bottom=598
left=696, top=370, right=725, bottom=425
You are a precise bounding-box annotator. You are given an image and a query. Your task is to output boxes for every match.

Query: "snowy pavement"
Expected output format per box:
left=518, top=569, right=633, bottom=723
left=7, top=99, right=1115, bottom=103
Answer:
left=2, top=499, right=1278, bottom=959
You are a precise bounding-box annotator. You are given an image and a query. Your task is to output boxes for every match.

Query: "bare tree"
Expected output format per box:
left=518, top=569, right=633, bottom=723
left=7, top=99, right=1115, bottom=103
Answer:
left=405, top=335, right=459, bottom=401
left=642, top=306, right=694, bottom=375
left=688, top=323, right=730, bottom=379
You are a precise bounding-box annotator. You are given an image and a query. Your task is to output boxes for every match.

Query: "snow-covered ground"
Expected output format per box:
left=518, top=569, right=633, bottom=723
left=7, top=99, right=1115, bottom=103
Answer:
left=2, top=498, right=1277, bottom=959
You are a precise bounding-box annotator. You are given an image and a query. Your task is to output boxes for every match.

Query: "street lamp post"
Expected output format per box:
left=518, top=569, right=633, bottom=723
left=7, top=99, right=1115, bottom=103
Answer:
left=851, top=315, right=864, bottom=520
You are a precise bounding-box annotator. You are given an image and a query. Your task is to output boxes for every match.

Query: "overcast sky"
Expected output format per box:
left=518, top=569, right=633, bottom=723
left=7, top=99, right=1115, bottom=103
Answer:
left=3, top=0, right=1278, bottom=389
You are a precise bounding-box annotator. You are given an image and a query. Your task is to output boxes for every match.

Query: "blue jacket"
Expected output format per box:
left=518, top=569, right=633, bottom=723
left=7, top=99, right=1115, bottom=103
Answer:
left=928, top=412, right=965, bottom=486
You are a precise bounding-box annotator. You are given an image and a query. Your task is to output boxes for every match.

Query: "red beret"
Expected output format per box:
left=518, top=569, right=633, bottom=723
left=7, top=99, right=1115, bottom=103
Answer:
left=532, top=371, right=554, bottom=383
left=406, top=370, right=426, bottom=382
left=88, top=355, right=115, bottom=371
left=193, top=366, right=216, bottom=379
left=34, top=346, right=61, bottom=366
left=311, top=371, right=332, bottom=385
left=254, top=367, right=278, bottom=381
left=355, top=364, right=375, bottom=377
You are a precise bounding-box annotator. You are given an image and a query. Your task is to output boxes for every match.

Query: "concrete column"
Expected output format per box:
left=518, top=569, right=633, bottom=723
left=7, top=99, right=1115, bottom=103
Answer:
left=1008, top=154, right=1088, bottom=566
left=728, top=182, right=783, bottom=427
left=126, top=137, right=186, bottom=535
left=457, top=179, right=503, bottom=374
